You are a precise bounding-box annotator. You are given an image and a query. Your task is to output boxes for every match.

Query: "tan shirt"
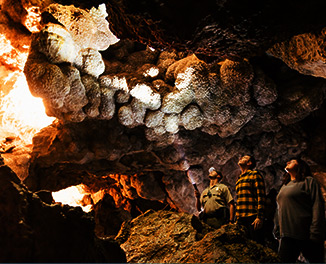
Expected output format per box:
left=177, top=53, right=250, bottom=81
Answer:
left=200, top=183, right=234, bottom=214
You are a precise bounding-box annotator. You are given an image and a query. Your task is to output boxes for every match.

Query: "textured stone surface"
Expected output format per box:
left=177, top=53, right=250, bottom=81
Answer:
left=24, top=114, right=317, bottom=218
left=1, top=0, right=326, bottom=261
left=22, top=14, right=326, bottom=144
left=23, top=3, right=118, bottom=121
left=104, top=0, right=326, bottom=60
left=0, top=163, right=126, bottom=262
left=268, top=30, right=326, bottom=78
left=2, top=0, right=326, bottom=218
left=116, top=210, right=280, bottom=263
left=43, top=3, right=118, bottom=51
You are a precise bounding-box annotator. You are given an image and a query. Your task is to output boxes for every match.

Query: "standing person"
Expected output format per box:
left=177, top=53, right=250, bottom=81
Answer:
left=274, top=157, right=325, bottom=263
left=195, top=167, right=235, bottom=229
left=236, top=155, right=266, bottom=244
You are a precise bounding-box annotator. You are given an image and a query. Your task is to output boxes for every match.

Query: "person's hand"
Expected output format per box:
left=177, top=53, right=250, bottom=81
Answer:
left=194, top=190, right=200, bottom=199
left=251, top=218, right=263, bottom=230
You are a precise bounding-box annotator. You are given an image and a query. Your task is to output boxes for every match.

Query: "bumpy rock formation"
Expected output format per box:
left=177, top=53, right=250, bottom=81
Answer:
left=115, top=209, right=280, bottom=263
left=22, top=4, right=326, bottom=142
left=24, top=113, right=314, bottom=221
left=268, top=29, right=326, bottom=78
left=19, top=4, right=326, bottom=250
left=1, top=0, right=326, bottom=261
left=24, top=4, right=118, bottom=122
left=0, top=162, right=126, bottom=262
left=19, top=4, right=326, bottom=222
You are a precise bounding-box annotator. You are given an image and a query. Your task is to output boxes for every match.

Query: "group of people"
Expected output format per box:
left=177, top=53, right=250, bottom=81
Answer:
left=194, top=155, right=325, bottom=263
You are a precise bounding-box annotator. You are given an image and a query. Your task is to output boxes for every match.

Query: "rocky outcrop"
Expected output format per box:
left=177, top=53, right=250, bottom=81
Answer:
left=0, top=1, right=325, bottom=262
left=6, top=1, right=322, bottom=235
left=21, top=3, right=326, bottom=145
left=23, top=4, right=118, bottom=122
left=104, top=0, right=326, bottom=60
left=24, top=115, right=312, bottom=217
left=268, top=29, right=326, bottom=79
left=0, top=162, right=126, bottom=262
left=115, top=209, right=280, bottom=263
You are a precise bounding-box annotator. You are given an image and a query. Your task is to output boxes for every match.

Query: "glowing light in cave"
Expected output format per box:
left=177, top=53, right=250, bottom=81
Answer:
left=0, top=27, right=55, bottom=145
left=187, top=170, right=196, bottom=185
left=0, top=72, right=56, bottom=144
left=0, top=35, right=28, bottom=70
left=23, top=6, right=42, bottom=33
left=0, top=35, right=13, bottom=59
left=52, top=184, right=105, bottom=212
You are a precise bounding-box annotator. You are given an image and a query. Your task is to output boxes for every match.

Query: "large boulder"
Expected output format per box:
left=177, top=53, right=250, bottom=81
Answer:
left=116, top=209, right=280, bottom=263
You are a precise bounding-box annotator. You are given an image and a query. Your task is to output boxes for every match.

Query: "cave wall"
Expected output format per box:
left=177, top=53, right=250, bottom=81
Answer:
left=1, top=0, right=326, bottom=239
left=0, top=162, right=126, bottom=262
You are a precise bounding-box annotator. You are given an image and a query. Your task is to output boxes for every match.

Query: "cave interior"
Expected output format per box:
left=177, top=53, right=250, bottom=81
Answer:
left=1, top=0, right=326, bottom=262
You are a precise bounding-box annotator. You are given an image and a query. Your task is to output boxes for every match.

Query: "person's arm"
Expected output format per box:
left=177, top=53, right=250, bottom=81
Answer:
left=252, top=172, right=266, bottom=230
left=308, top=177, right=325, bottom=242
left=195, top=190, right=201, bottom=212
left=228, top=200, right=235, bottom=222
left=273, top=204, right=280, bottom=240
left=224, top=186, right=235, bottom=223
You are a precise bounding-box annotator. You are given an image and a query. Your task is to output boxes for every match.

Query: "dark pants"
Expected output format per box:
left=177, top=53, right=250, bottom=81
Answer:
left=263, top=218, right=279, bottom=252
left=237, top=215, right=264, bottom=245
left=279, top=237, right=324, bottom=263
left=203, top=207, right=229, bottom=229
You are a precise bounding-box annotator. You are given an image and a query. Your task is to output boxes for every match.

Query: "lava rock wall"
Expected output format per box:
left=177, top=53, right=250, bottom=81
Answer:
left=1, top=0, right=326, bottom=242
left=0, top=163, right=126, bottom=262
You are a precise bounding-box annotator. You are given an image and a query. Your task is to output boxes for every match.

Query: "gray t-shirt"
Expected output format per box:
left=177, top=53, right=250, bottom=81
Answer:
left=275, top=176, right=325, bottom=241
left=200, top=183, right=233, bottom=215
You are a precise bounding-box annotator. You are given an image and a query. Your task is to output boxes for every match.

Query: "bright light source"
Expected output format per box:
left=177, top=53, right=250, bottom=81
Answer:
left=52, top=184, right=105, bottom=212
left=24, top=6, right=42, bottom=33
left=52, top=184, right=93, bottom=212
left=0, top=34, right=28, bottom=70
left=0, top=72, right=56, bottom=144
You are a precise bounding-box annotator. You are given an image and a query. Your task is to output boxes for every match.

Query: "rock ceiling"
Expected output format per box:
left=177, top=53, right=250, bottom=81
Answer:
left=1, top=0, right=326, bottom=229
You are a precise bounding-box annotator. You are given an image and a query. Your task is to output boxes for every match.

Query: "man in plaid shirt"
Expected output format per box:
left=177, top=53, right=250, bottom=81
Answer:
left=236, top=155, right=266, bottom=244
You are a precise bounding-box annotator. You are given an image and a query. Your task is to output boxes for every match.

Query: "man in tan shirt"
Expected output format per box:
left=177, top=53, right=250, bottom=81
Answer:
left=195, top=167, right=235, bottom=229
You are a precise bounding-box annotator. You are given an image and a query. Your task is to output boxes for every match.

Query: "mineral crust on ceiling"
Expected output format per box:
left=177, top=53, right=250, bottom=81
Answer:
left=1, top=0, right=326, bottom=248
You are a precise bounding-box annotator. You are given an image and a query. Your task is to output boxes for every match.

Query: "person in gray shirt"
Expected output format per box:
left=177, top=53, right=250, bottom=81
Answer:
left=274, top=157, right=325, bottom=263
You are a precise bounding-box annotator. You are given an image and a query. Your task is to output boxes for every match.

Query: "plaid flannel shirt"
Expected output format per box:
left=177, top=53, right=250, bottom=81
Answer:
left=236, top=170, right=266, bottom=219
